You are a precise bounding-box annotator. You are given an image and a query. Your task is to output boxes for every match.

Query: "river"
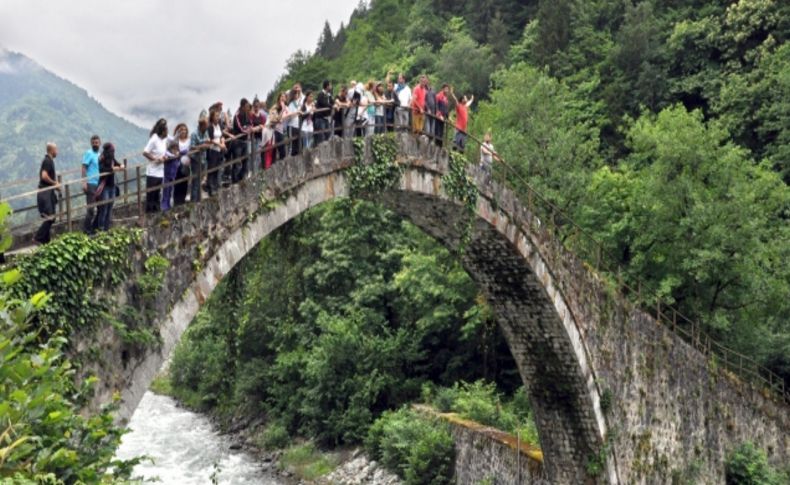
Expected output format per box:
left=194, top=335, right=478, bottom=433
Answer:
left=115, top=391, right=281, bottom=484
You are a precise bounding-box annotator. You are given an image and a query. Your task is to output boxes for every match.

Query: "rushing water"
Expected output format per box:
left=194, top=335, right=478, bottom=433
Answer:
left=115, top=392, right=280, bottom=484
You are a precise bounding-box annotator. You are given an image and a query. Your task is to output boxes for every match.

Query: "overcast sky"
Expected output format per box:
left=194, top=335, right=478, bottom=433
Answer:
left=0, top=0, right=359, bottom=128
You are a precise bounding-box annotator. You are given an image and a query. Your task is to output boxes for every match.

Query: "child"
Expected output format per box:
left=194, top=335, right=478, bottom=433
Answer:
left=161, top=137, right=183, bottom=212
left=480, top=132, right=496, bottom=184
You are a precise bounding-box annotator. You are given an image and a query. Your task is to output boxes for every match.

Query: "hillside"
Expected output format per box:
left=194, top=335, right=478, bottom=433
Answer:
left=261, top=0, right=789, bottom=395
left=0, top=50, right=147, bottom=189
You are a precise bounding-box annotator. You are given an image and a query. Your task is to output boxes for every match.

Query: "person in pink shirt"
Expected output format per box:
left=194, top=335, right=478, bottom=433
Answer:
left=450, top=86, right=474, bottom=151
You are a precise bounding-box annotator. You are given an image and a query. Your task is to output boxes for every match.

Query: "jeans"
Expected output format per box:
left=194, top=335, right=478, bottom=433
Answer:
left=190, top=152, right=204, bottom=203
left=83, top=183, right=97, bottom=234
left=173, top=165, right=189, bottom=205
left=35, top=189, right=57, bottom=244
left=302, top=132, right=314, bottom=150
left=375, top=115, right=385, bottom=134
left=425, top=115, right=435, bottom=139
left=366, top=117, right=376, bottom=137
left=454, top=130, right=467, bottom=151
left=435, top=119, right=445, bottom=147
left=145, top=176, right=162, bottom=213
left=288, top=126, right=300, bottom=156
left=96, top=185, right=115, bottom=231
left=161, top=159, right=179, bottom=211
left=314, top=117, right=329, bottom=145
left=274, top=131, right=286, bottom=161
left=395, top=108, right=410, bottom=130
left=206, top=150, right=222, bottom=195
left=232, top=140, right=249, bottom=183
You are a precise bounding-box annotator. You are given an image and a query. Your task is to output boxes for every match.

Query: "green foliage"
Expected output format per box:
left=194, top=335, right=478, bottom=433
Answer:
left=427, top=380, right=539, bottom=446
left=278, top=443, right=337, bottom=481
left=139, top=253, right=170, bottom=298
left=169, top=200, right=521, bottom=446
left=10, top=229, right=141, bottom=337
left=257, top=423, right=291, bottom=451
left=348, top=134, right=402, bottom=197
left=443, top=150, right=479, bottom=250
left=365, top=408, right=454, bottom=485
left=0, top=206, right=140, bottom=483
left=725, top=442, right=788, bottom=485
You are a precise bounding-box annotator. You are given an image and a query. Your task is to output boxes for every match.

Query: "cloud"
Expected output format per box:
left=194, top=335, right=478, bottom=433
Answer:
left=0, top=0, right=358, bottom=127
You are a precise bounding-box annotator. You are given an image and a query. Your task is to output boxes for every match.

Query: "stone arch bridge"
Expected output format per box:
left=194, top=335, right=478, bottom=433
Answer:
left=69, top=134, right=786, bottom=484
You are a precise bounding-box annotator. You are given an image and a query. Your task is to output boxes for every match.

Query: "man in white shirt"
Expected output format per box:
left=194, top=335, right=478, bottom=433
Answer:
left=395, top=73, right=412, bottom=131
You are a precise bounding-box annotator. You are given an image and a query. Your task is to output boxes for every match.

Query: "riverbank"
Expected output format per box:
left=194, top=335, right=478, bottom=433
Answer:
left=147, top=372, right=399, bottom=484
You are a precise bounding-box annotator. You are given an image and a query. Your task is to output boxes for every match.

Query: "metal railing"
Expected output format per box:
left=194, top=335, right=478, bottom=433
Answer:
left=2, top=105, right=787, bottom=406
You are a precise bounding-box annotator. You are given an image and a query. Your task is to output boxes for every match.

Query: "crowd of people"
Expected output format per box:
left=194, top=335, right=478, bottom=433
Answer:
left=33, top=73, right=497, bottom=245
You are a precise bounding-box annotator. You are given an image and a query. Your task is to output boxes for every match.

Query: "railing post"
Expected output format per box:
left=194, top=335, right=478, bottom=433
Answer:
left=656, top=298, right=661, bottom=321
left=57, top=174, right=64, bottom=221
left=136, top=166, right=143, bottom=220
left=64, top=184, right=72, bottom=231
left=122, top=158, right=128, bottom=205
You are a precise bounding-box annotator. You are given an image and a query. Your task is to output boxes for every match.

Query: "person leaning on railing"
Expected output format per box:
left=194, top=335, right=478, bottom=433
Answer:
left=94, top=142, right=123, bottom=231
left=33, top=142, right=60, bottom=245
left=205, top=109, right=226, bottom=197
left=315, top=80, right=334, bottom=145
left=435, top=84, right=450, bottom=148
left=142, top=118, right=169, bottom=214
left=189, top=112, right=211, bottom=204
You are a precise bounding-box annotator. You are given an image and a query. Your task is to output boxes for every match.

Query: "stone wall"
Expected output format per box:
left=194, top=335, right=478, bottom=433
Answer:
left=69, top=134, right=788, bottom=484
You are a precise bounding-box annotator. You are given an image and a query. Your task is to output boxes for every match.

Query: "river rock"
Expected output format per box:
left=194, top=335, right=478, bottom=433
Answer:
left=319, top=454, right=401, bottom=485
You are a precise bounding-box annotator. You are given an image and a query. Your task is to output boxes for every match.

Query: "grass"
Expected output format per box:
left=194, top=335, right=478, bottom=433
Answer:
left=279, top=443, right=338, bottom=480
left=148, top=370, right=174, bottom=397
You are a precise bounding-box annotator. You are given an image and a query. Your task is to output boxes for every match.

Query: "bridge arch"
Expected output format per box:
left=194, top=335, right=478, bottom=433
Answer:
left=115, top=133, right=614, bottom=483
left=95, top=132, right=789, bottom=484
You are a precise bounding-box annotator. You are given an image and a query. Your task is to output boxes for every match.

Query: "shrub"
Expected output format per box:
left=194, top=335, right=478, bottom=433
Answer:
left=366, top=407, right=454, bottom=485
left=725, top=442, right=786, bottom=485
left=259, top=423, right=291, bottom=450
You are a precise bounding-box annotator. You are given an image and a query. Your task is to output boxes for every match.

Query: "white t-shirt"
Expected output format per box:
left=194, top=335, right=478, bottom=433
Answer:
left=144, top=134, right=166, bottom=178
left=178, top=138, right=191, bottom=166
left=210, top=123, right=223, bottom=152
left=396, top=84, right=412, bottom=108
left=287, top=101, right=301, bottom=129
left=480, top=142, right=495, bottom=166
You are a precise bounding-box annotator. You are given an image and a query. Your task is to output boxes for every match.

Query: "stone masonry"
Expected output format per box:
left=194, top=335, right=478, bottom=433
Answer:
left=79, top=134, right=788, bottom=484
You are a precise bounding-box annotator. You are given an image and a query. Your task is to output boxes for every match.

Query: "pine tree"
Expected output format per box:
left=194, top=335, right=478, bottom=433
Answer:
left=487, top=10, right=511, bottom=64
left=316, top=21, right=335, bottom=57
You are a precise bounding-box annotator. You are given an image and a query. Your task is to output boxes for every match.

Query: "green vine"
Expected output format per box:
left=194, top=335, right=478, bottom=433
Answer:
left=9, top=229, right=142, bottom=337
left=139, top=253, right=170, bottom=300
left=442, top=151, right=479, bottom=252
left=348, top=134, right=403, bottom=197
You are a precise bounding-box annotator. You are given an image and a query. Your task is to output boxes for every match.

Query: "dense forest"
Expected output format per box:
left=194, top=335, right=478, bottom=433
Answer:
left=259, top=0, right=789, bottom=386
left=164, top=0, right=789, bottom=482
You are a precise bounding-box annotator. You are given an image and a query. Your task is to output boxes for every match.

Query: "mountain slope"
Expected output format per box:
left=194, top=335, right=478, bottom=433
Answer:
left=0, top=50, right=147, bottom=188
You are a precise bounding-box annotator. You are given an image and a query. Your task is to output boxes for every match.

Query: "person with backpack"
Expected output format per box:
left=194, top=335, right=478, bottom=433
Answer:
left=206, top=109, right=226, bottom=196
left=315, top=80, right=334, bottom=145
left=189, top=111, right=211, bottom=203
left=231, top=98, right=253, bottom=183
left=384, top=79, right=399, bottom=132
left=94, top=142, right=123, bottom=231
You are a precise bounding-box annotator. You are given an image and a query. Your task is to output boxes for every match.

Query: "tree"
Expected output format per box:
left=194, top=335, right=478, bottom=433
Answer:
left=473, top=63, right=603, bottom=212
left=435, top=19, right=496, bottom=100
left=316, top=21, right=335, bottom=57
left=487, top=10, right=512, bottom=64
